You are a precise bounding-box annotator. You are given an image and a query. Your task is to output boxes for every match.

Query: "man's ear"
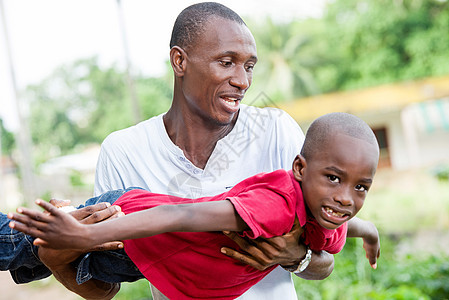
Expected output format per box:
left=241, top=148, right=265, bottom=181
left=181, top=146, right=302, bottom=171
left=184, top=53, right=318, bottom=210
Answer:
left=292, top=154, right=306, bottom=182
left=170, top=46, right=187, bottom=77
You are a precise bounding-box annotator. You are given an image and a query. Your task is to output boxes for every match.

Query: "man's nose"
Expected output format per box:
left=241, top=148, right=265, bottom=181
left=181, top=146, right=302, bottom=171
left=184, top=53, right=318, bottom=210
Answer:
left=229, top=66, right=250, bottom=90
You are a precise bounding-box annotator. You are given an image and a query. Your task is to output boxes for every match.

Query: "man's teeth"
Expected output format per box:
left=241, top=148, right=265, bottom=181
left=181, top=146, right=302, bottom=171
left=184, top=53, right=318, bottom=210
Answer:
left=325, top=207, right=344, bottom=217
left=223, top=97, right=237, bottom=102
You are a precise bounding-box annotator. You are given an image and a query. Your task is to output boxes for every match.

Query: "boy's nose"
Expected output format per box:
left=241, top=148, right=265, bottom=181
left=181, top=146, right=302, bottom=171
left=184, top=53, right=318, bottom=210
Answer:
left=334, top=188, right=353, bottom=206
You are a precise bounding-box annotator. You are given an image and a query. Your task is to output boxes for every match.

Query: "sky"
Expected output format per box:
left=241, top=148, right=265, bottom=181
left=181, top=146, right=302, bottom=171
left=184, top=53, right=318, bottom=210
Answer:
left=0, top=0, right=326, bottom=131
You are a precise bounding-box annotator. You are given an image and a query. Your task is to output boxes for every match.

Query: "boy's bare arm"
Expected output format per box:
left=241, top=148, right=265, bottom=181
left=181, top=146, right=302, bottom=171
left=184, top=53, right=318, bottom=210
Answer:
left=347, top=217, right=380, bottom=269
left=9, top=199, right=247, bottom=250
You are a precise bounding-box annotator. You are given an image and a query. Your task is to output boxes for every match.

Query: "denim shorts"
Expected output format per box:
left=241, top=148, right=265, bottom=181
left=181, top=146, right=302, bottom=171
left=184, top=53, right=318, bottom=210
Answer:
left=2, top=188, right=144, bottom=284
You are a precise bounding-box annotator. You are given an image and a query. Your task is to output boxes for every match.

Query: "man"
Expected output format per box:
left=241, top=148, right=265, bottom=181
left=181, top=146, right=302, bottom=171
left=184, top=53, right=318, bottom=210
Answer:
left=36, top=2, right=362, bottom=299
left=92, top=2, right=333, bottom=299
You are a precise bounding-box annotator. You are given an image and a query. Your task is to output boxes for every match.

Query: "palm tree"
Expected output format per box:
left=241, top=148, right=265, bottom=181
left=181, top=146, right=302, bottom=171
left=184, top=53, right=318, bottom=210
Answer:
left=249, top=17, right=322, bottom=102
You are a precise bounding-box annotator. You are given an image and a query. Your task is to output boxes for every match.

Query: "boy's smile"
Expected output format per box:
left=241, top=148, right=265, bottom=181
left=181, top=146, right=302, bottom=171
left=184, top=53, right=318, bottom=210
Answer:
left=293, top=133, right=379, bottom=230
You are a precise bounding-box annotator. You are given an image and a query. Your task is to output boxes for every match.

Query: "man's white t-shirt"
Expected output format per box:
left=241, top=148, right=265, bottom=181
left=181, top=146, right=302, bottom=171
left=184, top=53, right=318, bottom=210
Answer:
left=94, top=104, right=305, bottom=300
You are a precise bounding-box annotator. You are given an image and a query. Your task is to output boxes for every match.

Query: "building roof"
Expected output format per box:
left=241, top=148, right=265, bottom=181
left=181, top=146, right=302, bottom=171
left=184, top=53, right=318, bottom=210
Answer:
left=278, top=75, right=449, bottom=122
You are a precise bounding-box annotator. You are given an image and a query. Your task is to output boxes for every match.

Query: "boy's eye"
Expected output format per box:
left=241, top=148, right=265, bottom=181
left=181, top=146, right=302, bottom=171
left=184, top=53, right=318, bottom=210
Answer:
left=327, top=175, right=340, bottom=183
left=355, top=184, right=368, bottom=192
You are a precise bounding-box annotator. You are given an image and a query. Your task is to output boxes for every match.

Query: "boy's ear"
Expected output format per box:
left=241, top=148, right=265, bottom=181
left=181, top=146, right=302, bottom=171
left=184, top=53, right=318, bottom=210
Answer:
left=170, top=46, right=187, bottom=77
left=292, top=154, right=306, bottom=182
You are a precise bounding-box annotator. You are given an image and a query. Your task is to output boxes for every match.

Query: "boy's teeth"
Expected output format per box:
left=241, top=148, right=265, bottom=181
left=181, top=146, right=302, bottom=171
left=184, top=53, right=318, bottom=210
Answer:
left=325, top=207, right=344, bottom=217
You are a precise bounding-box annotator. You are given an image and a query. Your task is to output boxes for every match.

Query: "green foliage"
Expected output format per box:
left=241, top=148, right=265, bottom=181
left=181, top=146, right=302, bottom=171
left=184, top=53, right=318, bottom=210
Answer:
left=115, top=280, right=152, bottom=300
left=113, top=236, right=449, bottom=299
left=247, top=18, right=323, bottom=101
left=0, top=118, right=15, bottom=156
left=432, top=165, right=449, bottom=182
left=69, top=170, right=85, bottom=187
left=294, top=237, right=449, bottom=300
left=314, top=0, right=449, bottom=92
left=246, top=0, right=449, bottom=101
left=23, top=1, right=449, bottom=162
left=26, top=57, right=172, bottom=164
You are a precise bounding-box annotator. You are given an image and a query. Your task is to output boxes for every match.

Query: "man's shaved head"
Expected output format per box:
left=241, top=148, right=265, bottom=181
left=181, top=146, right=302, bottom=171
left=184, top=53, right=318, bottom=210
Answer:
left=170, top=2, right=246, bottom=50
left=301, top=112, right=379, bottom=160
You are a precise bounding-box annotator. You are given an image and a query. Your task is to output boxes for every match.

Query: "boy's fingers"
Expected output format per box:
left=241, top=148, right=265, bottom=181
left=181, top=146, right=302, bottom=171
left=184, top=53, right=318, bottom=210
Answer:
left=366, top=247, right=380, bottom=269
left=35, top=199, right=64, bottom=216
left=8, top=210, right=50, bottom=230
left=9, top=218, right=44, bottom=238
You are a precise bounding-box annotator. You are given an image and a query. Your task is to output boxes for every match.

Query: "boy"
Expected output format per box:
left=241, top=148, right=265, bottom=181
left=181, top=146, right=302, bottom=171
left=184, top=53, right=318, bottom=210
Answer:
left=9, top=112, right=380, bottom=299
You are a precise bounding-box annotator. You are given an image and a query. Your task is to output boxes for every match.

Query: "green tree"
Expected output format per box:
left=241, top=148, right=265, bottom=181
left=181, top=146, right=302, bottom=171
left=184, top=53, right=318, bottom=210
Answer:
left=26, top=57, right=172, bottom=164
left=247, top=17, right=323, bottom=102
left=0, top=119, right=15, bottom=156
left=314, top=0, right=449, bottom=92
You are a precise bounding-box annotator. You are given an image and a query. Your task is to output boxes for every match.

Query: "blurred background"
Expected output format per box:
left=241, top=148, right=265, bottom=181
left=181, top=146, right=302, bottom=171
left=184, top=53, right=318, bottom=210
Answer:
left=1, top=0, right=448, bottom=299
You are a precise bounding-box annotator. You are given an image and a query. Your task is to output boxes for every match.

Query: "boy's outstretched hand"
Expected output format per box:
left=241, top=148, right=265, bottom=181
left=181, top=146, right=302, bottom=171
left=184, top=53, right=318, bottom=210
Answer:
left=361, top=224, right=380, bottom=269
left=8, top=199, right=100, bottom=250
left=347, top=217, right=380, bottom=269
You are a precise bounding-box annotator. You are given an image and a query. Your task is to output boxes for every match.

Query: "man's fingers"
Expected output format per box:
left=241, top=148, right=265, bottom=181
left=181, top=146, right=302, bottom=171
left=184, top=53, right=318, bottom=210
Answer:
left=49, top=198, right=71, bottom=208
left=33, top=238, right=51, bottom=248
left=78, top=205, right=122, bottom=224
left=89, top=241, right=124, bottom=252
left=220, top=247, right=266, bottom=270
left=223, top=231, right=255, bottom=250
left=70, top=202, right=111, bottom=220
left=222, top=231, right=272, bottom=270
left=107, top=211, right=126, bottom=220
left=290, top=218, right=304, bottom=237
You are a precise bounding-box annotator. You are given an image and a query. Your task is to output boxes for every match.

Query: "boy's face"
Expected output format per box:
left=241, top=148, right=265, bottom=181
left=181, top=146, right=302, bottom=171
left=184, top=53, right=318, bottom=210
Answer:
left=293, top=133, right=379, bottom=230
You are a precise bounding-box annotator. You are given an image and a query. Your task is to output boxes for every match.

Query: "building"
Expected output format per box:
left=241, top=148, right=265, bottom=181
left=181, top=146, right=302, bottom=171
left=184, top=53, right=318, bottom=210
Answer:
left=279, top=75, right=449, bottom=170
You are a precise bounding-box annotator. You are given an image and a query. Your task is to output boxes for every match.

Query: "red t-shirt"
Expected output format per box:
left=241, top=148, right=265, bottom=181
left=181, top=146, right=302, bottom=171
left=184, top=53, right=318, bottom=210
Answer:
left=115, top=169, right=347, bottom=299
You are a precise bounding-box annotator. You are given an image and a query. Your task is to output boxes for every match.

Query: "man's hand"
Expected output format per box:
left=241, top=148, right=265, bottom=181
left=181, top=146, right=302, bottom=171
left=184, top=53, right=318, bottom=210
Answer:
left=37, top=201, right=123, bottom=300
left=221, top=218, right=305, bottom=271
left=9, top=200, right=125, bottom=250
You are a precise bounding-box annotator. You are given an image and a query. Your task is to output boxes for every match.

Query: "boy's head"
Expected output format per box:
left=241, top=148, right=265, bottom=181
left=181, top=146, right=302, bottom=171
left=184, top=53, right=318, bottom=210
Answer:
left=293, top=112, right=379, bottom=230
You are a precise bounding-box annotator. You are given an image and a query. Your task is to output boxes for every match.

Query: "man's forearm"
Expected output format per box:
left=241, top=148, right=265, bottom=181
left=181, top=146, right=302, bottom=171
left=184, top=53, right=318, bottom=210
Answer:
left=295, top=250, right=334, bottom=280
left=50, top=263, right=120, bottom=300
left=37, top=245, right=120, bottom=300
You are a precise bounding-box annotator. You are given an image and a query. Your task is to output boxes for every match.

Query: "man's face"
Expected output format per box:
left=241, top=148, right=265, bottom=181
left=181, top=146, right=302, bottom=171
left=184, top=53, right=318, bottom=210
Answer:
left=181, top=17, right=257, bottom=126
left=294, top=133, right=379, bottom=230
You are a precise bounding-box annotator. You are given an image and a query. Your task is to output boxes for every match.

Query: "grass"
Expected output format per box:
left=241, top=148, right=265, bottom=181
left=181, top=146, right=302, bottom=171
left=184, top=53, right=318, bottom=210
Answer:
left=358, top=167, right=449, bottom=233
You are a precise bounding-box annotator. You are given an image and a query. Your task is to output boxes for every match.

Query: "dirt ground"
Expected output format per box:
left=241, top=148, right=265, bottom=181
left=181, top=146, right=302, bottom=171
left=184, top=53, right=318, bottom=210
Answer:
left=0, top=271, right=79, bottom=300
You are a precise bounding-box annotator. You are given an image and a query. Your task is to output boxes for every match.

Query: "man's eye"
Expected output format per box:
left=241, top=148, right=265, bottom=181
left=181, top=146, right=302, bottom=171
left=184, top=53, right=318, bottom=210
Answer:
left=327, top=175, right=340, bottom=183
left=245, top=64, right=254, bottom=71
left=220, top=60, right=232, bottom=67
left=355, top=184, right=368, bottom=192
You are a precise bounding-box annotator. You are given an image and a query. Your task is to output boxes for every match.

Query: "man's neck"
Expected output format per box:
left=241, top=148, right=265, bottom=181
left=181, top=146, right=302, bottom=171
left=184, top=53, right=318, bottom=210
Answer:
left=163, top=109, right=238, bottom=169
